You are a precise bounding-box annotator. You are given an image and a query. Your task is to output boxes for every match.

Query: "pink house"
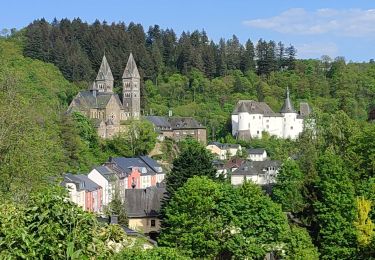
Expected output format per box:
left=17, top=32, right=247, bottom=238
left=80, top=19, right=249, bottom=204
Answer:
left=105, top=156, right=165, bottom=190
left=62, top=174, right=103, bottom=213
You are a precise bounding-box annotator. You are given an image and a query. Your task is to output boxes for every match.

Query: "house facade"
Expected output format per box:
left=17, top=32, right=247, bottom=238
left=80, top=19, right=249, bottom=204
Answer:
left=231, top=160, right=281, bottom=186
left=206, top=142, right=242, bottom=160
left=145, top=116, right=207, bottom=144
left=87, top=166, right=118, bottom=207
left=67, top=54, right=141, bottom=138
left=247, top=148, right=268, bottom=161
left=231, top=88, right=311, bottom=140
left=62, top=174, right=103, bottom=213
left=125, top=186, right=166, bottom=237
left=105, top=156, right=165, bottom=191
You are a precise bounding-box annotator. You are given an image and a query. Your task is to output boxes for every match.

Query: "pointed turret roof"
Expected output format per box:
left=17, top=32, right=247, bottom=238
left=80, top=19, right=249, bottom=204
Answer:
left=280, top=87, right=296, bottom=113
left=122, top=53, right=140, bottom=79
left=96, top=55, right=114, bottom=81
left=238, top=102, right=247, bottom=113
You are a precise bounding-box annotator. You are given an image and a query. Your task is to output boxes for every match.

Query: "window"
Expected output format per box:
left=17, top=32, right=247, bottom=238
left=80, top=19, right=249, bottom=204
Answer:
left=290, top=126, right=293, bottom=130
left=266, top=119, right=269, bottom=123
left=253, top=116, right=255, bottom=119
left=259, top=116, right=261, bottom=119
left=257, top=130, right=259, bottom=134
left=151, top=219, right=156, bottom=227
left=266, top=125, right=269, bottom=129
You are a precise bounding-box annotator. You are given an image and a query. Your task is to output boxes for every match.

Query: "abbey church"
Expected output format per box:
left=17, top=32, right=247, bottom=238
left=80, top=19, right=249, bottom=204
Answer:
left=67, top=54, right=141, bottom=138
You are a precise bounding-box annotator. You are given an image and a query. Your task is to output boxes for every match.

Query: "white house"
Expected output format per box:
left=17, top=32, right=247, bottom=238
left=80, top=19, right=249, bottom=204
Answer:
left=88, top=166, right=118, bottom=207
left=231, top=160, right=280, bottom=186
left=231, top=88, right=311, bottom=140
left=247, top=148, right=267, bottom=161
left=206, top=142, right=242, bottom=160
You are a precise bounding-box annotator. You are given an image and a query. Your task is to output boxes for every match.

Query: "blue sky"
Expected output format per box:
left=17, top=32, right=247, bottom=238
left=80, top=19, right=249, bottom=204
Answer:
left=1, top=0, right=374, bottom=61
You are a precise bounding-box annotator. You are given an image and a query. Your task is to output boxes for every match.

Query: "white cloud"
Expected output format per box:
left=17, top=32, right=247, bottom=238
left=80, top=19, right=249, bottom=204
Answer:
left=294, top=42, right=339, bottom=59
left=243, top=8, right=375, bottom=37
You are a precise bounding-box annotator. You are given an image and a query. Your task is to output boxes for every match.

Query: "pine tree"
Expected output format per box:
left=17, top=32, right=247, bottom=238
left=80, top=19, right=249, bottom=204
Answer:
left=240, top=39, right=255, bottom=72
left=165, top=139, right=217, bottom=196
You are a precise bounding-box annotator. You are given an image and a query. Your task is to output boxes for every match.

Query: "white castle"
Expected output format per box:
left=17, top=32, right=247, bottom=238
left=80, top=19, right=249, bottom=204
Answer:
left=231, top=88, right=311, bottom=140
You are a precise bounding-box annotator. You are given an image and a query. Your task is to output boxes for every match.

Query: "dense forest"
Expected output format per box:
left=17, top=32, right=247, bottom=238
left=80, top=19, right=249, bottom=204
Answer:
left=1, top=18, right=375, bottom=258
left=22, top=18, right=375, bottom=140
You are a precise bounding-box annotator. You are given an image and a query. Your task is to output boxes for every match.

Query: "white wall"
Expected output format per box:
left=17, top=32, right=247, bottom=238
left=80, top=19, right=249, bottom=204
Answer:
left=88, top=169, right=110, bottom=207
left=65, top=183, right=85, bottom=210
left=234, top=110, right=304, bottom=140
left=248, top=151, right=267, bottom=161
left=231, top=114, right=239, bottom=136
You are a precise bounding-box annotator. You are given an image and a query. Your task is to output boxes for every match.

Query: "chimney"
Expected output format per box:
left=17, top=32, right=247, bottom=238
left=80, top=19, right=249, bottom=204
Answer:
left=110, top=215, right=118, bottom=224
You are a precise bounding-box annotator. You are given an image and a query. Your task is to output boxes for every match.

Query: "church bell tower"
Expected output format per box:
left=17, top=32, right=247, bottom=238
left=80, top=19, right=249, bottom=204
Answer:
left=122, top=53, right=140, bottom=119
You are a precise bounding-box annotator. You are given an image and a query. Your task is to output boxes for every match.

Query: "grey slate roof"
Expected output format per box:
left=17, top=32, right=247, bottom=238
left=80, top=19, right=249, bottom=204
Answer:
left=247, top=148, right=266, bottom=155
left=145, top=116, right=172, bottom=130
left=95, top=166, right=116, bottom=181
left=125, top=187, right=166, bottom=218
left=122, top=53, right=140, bottom=79
left=96, top=55, right=114, bottom=81
left=298, top=102, right=311, bottom=119
left=72, top=91, right=122, bottom=110
left=232, top=160, right=281, bottom=176
left=110, top=156, right=162, bottom=176
left=63, top=173, right=101, bottom=192
left=280, top=88, right=296, bottom=113
left=168, top=117, right=205, bottom=129
left=145, top=116, right=205, bottom=130
left=209, top=142, right=240, bottom=150
left=232, top=100, right=282, bottom=117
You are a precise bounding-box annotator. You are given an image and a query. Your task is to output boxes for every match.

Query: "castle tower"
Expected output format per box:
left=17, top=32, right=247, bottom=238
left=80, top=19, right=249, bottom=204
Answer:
left=122, top=53, right=141, bottom=119
left=280, top=87, right=297, bottom=138
left=94, top=55, right=114, bottom=93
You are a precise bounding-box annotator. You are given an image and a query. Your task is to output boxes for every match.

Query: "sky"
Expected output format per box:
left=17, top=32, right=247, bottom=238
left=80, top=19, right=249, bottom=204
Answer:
left=1, top=0, right=374, bottom=61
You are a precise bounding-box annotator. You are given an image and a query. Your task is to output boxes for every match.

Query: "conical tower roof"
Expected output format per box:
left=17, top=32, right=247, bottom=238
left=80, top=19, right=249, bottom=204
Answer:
left=96, top=55, right=114, bottom=81
left=280, top=87, right=296, bottom=113
left=238, top=102, right=247, bottom=113
left=122, top=53, right=140, bottom=79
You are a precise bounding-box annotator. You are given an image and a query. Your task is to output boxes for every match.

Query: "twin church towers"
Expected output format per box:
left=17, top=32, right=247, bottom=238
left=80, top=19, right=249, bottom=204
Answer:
left=68, top=54, right=141, bottom=138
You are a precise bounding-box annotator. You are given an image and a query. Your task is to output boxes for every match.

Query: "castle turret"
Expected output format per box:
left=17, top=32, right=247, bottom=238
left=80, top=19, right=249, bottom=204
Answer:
left=122, top=53, right=140, bottom=119
left=237, top=102, right=252, bottom=140
left=280, top=87, right=298, bottom=139
left=280, top=87, right=296, bottom=113
left=94, top=55, right=114, bottom=93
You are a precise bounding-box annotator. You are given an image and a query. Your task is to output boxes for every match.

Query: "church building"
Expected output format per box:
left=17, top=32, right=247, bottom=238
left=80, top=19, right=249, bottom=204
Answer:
left=67, top=54, right=141, bottom=138
left=231, top=88, right=311, bottom=140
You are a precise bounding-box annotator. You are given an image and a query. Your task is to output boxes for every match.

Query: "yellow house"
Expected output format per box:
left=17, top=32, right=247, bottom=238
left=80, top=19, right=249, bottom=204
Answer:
left=125, top=186, right=166, bottom=240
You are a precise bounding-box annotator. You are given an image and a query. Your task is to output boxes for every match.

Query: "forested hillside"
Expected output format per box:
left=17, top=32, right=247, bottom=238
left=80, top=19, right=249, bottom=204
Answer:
left=23, top=19, right=375, bottom=140
left=0, top=38, right=77, bottom=198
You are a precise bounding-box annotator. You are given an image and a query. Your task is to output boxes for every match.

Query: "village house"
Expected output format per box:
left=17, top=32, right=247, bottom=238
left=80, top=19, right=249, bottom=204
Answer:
left=103, top=156, right=165, bottom=193
left=62, top=173, right=103, bottom=213
left=145, top=115, right=207, bottom=144
left=67, top=54, right=141, bottom=138
left=125, top=186, right=166, bottom=240
left=231, top=160, right=281, bottom=186
left=231, top=88, right=311, bottom=140
left=87, top=166, right=118, bottom=208
left=206, top=142, right=242, bottom=160
left=247, top=148, right=268, bottom=161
